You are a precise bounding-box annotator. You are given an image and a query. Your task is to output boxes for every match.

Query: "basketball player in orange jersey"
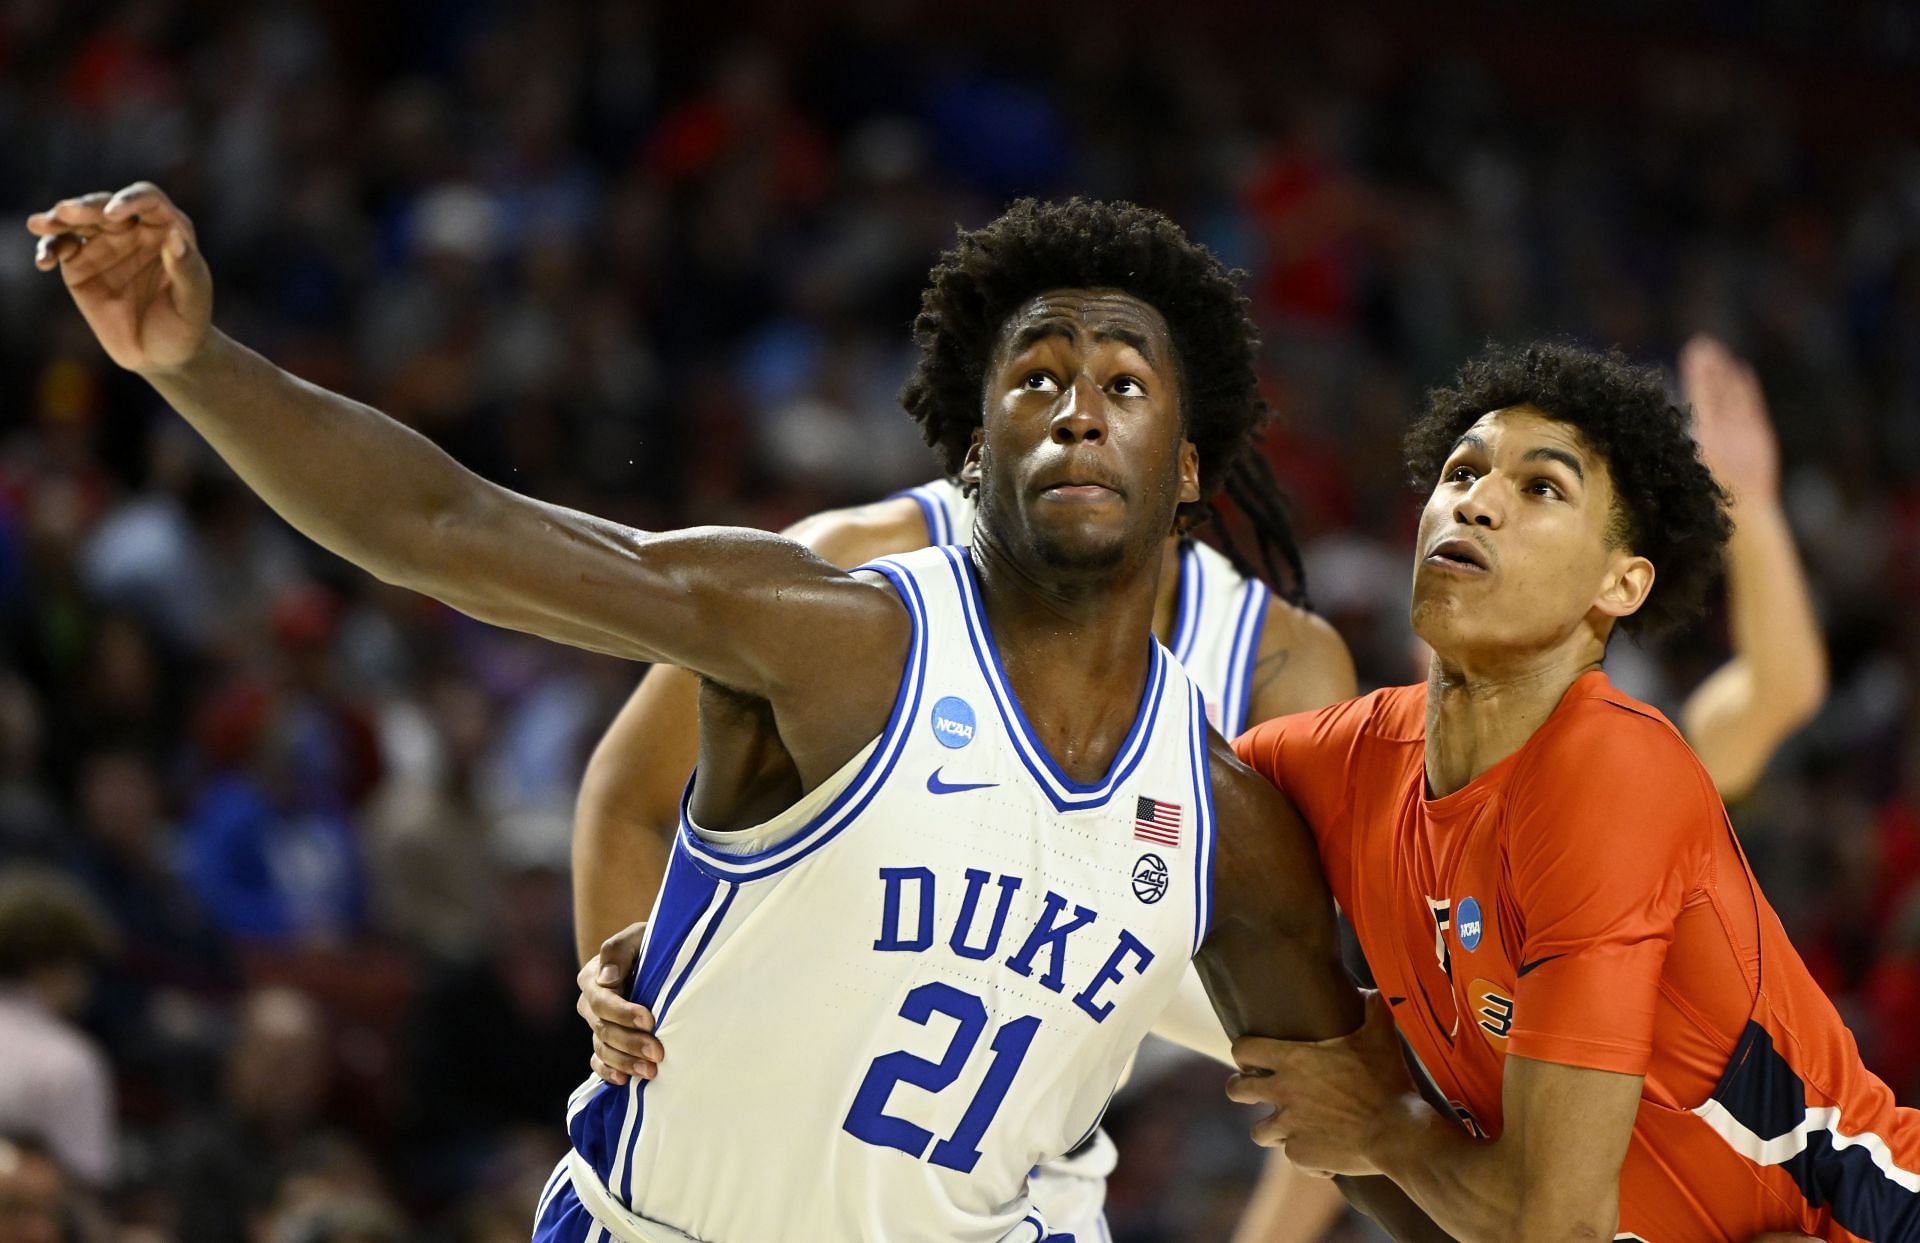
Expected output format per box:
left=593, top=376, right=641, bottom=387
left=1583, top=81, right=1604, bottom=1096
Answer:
left=1227, top=342, right=1914, bottom=1242
left=1228, top=332, right=1831, bottom=1243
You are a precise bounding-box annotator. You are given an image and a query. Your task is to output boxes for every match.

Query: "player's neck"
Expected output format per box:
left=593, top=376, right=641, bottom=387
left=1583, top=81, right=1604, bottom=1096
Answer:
left=1421, top=641, right=1604, bottom=799
left=969, top=540, right=1164, bottom=782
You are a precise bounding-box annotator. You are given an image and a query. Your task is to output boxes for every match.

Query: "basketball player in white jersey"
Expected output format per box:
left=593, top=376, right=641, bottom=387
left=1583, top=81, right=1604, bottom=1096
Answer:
left=571, top=467, right=1360, bottom=1243
left=29, top=188, right=1445, bottom=1241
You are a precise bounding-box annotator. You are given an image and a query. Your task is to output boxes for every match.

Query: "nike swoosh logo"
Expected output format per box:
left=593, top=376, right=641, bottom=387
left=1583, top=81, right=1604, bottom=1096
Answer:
left=926, top=769, right=998, bottom=796
left=1516, top=954, right=1566, bottom=978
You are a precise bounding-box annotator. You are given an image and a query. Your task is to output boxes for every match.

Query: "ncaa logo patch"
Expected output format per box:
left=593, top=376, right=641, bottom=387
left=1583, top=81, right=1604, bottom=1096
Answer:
left=930, top=696, right=977, bottom=749
left=1455, top=896, right=1483, bottom=952
left=1131, top=854, right=1169, bottom=905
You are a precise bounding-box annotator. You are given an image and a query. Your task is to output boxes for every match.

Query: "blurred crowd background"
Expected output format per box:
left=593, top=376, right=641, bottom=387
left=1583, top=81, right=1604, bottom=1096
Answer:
left=3, top=0, right=1920, bottom=1239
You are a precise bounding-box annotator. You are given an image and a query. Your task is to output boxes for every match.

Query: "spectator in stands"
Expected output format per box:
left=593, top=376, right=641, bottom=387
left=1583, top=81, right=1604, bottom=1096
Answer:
left=0, top=869, right=118, bottom=1190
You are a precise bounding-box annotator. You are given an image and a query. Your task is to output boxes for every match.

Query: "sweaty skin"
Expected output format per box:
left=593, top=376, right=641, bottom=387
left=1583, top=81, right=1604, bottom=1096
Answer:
left=29, top=190, right=1434, bottom=1237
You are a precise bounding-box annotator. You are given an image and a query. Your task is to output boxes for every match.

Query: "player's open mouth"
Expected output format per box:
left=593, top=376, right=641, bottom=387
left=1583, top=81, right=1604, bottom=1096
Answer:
left=1425, top=537, right=1490, bottom=573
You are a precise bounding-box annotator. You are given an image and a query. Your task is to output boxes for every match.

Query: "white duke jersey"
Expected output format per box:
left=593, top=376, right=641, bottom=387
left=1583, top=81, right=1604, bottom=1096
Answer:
left=565, top=545, right=1218, bottom=1242
left=897, top=478, right=1272, bottom=734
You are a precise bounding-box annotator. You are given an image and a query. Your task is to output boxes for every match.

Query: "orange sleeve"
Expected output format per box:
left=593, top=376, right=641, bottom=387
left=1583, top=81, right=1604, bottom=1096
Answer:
left=1232, top=694, right=1374, bottom=911
left=1504, top=707, right=1716, bottom=1076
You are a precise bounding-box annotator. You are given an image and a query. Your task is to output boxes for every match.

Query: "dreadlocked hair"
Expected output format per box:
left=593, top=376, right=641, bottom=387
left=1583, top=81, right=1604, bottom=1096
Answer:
left=1199, top=451, right=1312, bottom=608
left=902, top=197, right=1270, bottom=535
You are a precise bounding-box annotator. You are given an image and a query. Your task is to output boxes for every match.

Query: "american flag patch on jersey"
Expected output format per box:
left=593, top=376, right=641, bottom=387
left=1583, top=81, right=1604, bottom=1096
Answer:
left=1133, top=796, right=1182, bottom=847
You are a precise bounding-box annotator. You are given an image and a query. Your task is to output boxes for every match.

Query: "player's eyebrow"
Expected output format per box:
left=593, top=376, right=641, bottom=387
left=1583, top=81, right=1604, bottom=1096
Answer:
left=1522, top=445, right=1585, bottom=482
left=1449, top=432, right=1487, bottom=455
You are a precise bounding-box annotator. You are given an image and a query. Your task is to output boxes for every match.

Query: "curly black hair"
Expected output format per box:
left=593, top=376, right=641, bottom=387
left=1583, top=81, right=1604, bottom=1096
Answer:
left=1404, top=340, right=1731, bottom=640
left=901, top=197, right=1269, bottom=533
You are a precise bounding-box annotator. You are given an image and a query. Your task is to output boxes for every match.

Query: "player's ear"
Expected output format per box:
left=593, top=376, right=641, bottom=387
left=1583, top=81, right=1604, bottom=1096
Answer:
left=960, top=431, right=984, bottom=493
left=1593, top=552, right=1654, bottom=622
left=1176, top=439, right=1200, bottom=507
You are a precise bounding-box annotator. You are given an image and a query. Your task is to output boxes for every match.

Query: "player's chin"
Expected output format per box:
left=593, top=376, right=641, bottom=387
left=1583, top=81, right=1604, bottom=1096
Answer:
left=1031, top=524, right=1129, bottom=574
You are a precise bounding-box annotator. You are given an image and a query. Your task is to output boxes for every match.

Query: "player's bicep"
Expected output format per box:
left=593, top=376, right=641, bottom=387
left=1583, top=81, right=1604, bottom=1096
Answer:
left=425, top=485, right=909, bottom=695
left=1503, top=1054, right=1641, bottom=1239
left=1197, top=740, right=1361, bottom=1042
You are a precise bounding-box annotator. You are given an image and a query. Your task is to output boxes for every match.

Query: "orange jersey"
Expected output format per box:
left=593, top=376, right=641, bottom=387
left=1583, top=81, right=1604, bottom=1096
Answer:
left=1234, top=671, right=1920, bottom=1242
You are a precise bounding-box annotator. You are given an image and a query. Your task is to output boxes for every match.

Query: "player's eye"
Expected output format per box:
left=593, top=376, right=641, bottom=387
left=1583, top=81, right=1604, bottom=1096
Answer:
left=1446, top=464, right=1478, bottom=484
left=1111, top=375, right=1146, bottom=397
left=1021, top=372, right=1060, bottom=393
left=1528, top=478, right=1562, bottom=499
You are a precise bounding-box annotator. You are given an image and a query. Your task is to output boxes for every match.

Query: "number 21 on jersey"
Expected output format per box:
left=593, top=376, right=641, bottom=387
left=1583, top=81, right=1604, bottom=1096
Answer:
left=841, top=982, right=1040, bottom=1173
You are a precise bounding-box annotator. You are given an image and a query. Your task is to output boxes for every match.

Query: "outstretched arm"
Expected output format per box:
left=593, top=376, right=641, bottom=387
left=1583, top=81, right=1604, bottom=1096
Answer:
left=1676, top=336, right=1827, bottom=801
left=28, top=185, right=907, bottom=751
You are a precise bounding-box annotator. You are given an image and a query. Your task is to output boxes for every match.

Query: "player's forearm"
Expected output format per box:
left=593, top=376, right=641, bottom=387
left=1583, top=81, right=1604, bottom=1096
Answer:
left=1372, top=1099, right=1621, bottom=1242
left=1681, top=499, right=1826, bottom=796
left=1727, top=500, right=1826, bottom=711
left=147, top=331, right=480, bottom=591
left=573, top=805, right=672, bottom=963
left=1331, top=1173, right=1456, bottom=1243
left=1368, top=1097, right=1529, bottom=1242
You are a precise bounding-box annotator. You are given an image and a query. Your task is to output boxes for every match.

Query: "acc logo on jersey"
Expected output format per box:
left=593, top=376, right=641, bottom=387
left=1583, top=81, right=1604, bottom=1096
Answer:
left=1455, top=895, right=1483, bottom=952
left=929, top=696, right=977, bottom=749
left=1131, top=854, right=1169, bottom=904
left=1467, top=977, right=1514, bottom=1048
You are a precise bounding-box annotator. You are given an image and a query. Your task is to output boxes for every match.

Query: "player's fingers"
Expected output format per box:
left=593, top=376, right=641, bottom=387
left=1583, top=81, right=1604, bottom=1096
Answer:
left=594, top=1027, right=662, bottom=1076
left=598, top=921, right=648, bottom=982
left=42, top=193, right=115, bottom=231
left=1248, top=1110, right=1289, bottom=1147
left=595, top=1020, right=664, bottom=1063
left=587, top=986, right=658, bottom=1033
left=1225, top=1070, right=1282, bottom=1106
left=103, top=182, right=187, bottom=232
left=590, top=1052, right=631, bottom=1087
left=33, top=233, right=85, bottom=271
left=1228, top=1036, right=1290, bottom=1073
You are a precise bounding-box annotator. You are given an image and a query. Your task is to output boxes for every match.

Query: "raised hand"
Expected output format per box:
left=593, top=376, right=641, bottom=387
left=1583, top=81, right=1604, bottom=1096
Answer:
left=1680, top=334, right=1779, bottom=506
left=26, top=182, right=212, bottom=375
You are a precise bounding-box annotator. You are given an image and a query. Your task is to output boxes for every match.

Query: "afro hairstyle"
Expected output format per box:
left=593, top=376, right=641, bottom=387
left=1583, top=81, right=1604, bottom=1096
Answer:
left=1404, top=340, right=1732, bottom=641
left=900, top=197, right=1266, bottom=529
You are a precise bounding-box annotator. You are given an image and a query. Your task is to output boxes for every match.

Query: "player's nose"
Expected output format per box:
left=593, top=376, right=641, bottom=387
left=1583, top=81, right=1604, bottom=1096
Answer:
left=1453, top=474, right=1504, bottom=529
left=1050, top=374, right=1107, bottom=444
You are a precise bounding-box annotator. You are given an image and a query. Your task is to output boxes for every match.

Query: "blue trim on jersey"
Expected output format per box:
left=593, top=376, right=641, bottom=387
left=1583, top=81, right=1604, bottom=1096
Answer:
left=941, top=546, right=1167, bottom=812
left=1186, top=682, right=1217, bottom=955
left=1222, top=579, right=1270, bottom=736
left=570, top=852, right=724, bottom=1176
left=1706, top=1020, right=1920, bottom=1239
left=1171, top=540, right=1202, bottom=666
left=893, top=484, right=952, bottom=545
left=675, top=557, right=930, bottom=882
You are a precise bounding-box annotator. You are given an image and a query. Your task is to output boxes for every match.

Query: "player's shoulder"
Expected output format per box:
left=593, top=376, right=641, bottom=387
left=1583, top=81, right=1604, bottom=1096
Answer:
left=1232, top=681, right=1424, bottom=776
left=1534, top=672, right=1695, bottom=760
left=1519, top=672, right=1716, bottom=799
left=780, top=495, right=932, bottom=571
left=1248, top=595, right=1358, bottom=717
